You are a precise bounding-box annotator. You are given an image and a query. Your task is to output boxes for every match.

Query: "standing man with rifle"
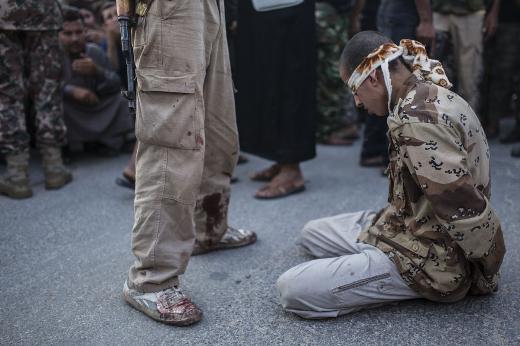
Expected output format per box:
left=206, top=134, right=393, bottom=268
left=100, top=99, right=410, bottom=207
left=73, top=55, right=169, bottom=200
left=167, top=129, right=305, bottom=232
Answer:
left=117, top=0, right=257, bottom=326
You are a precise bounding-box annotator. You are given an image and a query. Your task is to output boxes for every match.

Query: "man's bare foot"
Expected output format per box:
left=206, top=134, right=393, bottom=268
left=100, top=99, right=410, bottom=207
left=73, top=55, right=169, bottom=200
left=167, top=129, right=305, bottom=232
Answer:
left=123, top=167, right=135, bottom=182
left=250, top=163, right=281, bottom=182
left=116, top=168, right=135, bottom=189
left=120, top=143, right=137, bottom=183
left=254, top=164, right=305, bottom=199
left=117, top=144, right=137, bottom=189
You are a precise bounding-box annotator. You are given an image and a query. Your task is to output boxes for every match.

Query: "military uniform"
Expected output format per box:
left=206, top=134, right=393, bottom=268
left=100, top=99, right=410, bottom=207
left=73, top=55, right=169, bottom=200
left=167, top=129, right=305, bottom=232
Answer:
left=127, top=0, right=240, bottom=293
left=277, top=75, right=505, bottom=318
left=0, top=0, right=67, bottom=155
left=315, top=2, right=351, bottom=142
left=0, top=0, right=71, bottom=199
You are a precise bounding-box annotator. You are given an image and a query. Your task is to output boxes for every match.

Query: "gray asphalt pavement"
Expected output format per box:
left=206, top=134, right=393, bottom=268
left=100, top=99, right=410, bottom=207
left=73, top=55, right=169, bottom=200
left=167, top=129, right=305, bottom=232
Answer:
left=1, top=139, right=519, bottom=346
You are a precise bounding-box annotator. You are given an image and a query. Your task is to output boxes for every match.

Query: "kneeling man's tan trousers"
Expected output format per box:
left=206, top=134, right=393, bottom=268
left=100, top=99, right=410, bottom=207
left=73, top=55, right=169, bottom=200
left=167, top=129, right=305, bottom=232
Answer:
left=128, top=0, right=238, bottom=293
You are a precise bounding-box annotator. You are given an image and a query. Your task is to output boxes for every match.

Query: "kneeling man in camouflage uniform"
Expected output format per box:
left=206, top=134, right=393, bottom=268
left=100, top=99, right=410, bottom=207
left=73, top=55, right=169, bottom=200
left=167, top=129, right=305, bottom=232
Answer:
left=122, top=0, right=256, bottom=326
left=277, top=31, right=506, bottom=319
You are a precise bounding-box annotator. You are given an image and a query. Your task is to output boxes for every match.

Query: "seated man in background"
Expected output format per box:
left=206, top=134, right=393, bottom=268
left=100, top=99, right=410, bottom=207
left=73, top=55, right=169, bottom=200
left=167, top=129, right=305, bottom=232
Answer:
left=99, top=1, right=127, bottom=87
left=59, top=7, right=134, bottom=157
left=63, top=1, right=107, bottom=48
left=99, top=1, right=137, bottom=188
left=276, top=31, right=505, bottom=319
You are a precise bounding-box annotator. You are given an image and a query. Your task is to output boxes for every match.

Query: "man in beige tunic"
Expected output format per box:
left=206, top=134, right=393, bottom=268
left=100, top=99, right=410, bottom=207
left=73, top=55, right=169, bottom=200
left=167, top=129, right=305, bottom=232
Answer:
left=122, top=0, right=256, bottom=326
left=277, top=31, right=505, bottom=319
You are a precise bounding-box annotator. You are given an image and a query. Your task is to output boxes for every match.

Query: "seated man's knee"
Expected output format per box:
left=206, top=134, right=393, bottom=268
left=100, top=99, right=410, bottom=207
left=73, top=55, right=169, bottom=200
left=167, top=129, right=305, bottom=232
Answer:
left=300, top=219, right=324, bottom=244
left=277, top=264, right=337, bottom=319
left=276, top=269, right=306, bottom=310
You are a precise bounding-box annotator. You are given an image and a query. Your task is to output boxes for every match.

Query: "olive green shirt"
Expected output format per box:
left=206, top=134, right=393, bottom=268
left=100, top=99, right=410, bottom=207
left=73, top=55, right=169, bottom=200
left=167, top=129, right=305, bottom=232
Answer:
left=359, top=75, right=505, bottom=302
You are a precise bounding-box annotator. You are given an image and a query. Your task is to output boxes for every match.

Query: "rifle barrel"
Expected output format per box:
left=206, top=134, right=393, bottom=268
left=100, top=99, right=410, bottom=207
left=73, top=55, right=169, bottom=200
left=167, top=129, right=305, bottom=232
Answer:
left=118, top=17, right=136, bottom=113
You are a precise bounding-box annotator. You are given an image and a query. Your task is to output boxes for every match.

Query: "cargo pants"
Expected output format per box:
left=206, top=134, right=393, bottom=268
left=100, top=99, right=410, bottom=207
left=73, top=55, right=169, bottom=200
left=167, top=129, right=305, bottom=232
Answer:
left=433, top=11, right=484, bottom=111
left=128, top=0, right=239, bottom=292
left=277, top=211, right=421, bottom=319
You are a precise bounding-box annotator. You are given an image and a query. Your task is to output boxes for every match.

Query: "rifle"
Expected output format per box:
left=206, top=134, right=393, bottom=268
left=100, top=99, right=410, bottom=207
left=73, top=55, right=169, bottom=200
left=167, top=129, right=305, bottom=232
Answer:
left=116, top=0, right=136, bottom=114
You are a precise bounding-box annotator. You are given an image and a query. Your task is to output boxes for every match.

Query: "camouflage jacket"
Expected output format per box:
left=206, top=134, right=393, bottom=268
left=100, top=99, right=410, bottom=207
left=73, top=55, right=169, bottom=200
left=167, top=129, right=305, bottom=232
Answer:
left=358, top=75, right=506, bottom=302
left=0, top=0, right=62, bottom=31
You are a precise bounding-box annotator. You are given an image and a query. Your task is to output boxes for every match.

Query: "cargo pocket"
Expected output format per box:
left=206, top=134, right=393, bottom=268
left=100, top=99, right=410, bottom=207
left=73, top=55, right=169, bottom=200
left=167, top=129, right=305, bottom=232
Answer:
left=332, top=272, right=394, bottom=307
left=135, top=72, right=203, bottom=149
left=332, top=273, right=392, bottom=294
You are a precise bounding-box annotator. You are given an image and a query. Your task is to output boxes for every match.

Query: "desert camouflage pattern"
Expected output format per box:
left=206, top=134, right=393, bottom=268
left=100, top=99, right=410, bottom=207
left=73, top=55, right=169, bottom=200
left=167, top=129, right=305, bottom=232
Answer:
left=348, top=40, right=452, bottom=93
left=0, top=0, right=62, bottom=31
left=315, top=2, right=349, bottom=142
left=358, top=75, right=506, bottom=302
left=0, top=31, right=67, bottom=154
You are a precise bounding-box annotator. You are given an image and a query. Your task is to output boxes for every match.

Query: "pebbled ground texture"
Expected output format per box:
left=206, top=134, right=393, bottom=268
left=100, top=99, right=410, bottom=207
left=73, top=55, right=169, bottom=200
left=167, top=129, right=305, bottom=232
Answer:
left=1, top=137, right=519, bottom=346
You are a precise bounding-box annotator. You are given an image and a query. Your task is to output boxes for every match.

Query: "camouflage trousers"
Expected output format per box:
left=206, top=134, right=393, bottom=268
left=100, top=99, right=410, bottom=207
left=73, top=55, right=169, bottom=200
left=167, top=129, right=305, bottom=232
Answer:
left=480, top=23, right=520, bottom=129
left=0, top=30, right=67, bottom=155
left=315, top=2, right=354, bottom=142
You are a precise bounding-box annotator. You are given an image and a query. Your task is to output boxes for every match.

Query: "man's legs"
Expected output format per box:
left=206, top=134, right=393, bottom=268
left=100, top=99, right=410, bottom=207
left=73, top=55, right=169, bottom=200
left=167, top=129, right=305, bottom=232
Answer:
left=277, top=211, right=421, bottom=319
left=433, top=13, right=457, bottom=89
left=125, top=0, right=255, bottom=325
left=124, top=0, right=210, bottom=325
left=27, top=31, right=71, bottom=189
left=27, top=31, right=67, bottom=151
left=490, top=23, right=520, bottom=142
left=361, top=1, right=417, bottom=168
left=299, top=210, right=376, bottom=258
left=126, top=114, right=205, bottom=324
left=193, top=0, right=256, bottom=253
left=128, top=142, right=204, bottom=292
left=0, top=31, right=32, bottom=198
left=315, top=2, right=350, bottom=144
left=0, top=31, right=29, bottom=155
left=450, top=12, right=484, bottom=111
left=194, top=1, right=239, bottom=246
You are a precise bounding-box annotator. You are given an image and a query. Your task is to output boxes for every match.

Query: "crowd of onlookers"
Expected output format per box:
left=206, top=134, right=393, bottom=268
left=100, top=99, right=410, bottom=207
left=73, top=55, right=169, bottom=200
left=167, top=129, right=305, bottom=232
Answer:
left=310, top=0, right=520, bottom=173
left=58, top=1, right=137, bottom=188
left=2, top=0, right=519, bottom=199
left=227, top=0, right=520, bottom=198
